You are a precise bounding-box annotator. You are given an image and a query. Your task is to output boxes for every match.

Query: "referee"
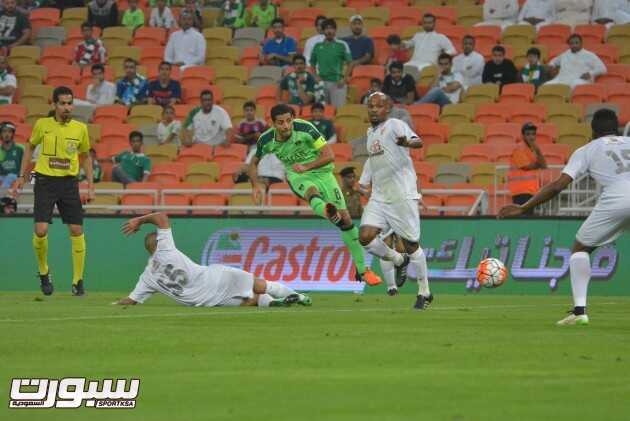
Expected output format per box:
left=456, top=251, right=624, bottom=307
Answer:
left=14, top=86, right=94, bottom=296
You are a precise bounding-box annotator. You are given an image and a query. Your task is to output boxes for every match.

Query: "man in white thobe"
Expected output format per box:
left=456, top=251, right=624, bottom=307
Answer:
left=556, top=0, right=594, bottom=27
left=453, top=35, right=485, bottom=87
left=546, top=34, right=607, bottom=90
left=518, top=0, right=557, bottom=29
left=478, top=0, right=519, bottom=28
left=404, top=13, right=456, bottom=73
left=592, top=0, right=630, bottom=28
left=164, top=12, right=206, bottom=69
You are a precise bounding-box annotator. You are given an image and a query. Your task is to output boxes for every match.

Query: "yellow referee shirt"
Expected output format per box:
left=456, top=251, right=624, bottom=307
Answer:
left=30, top=117, right=90, bottom=177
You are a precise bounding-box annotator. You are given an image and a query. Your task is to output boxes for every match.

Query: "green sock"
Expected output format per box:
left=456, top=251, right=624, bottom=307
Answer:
left=309, top=196, right=326, bottom=218
left=341, top=225, right=366, bottom=274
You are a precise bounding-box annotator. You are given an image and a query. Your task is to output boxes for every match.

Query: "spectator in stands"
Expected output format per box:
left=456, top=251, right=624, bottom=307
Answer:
left=183, top=89, right=233, bottom=146
left=385, top=35, right=409, bottom=70
left=404, top=13, right=456, bottom=73
left=79, top=148, right=102, bottom=183
left=342, top=15, right=374, bottom=68
left=382, top=61, right=417, bottom=105
left=311, top=18, right=352, bottom=109
left=0, top=0, right=31, bottom=53
left=157, top=104, right=181, bottom=147
left=183, top=0, right=202, bottom=30
left=453, top=35, right=485, bottom=88
left=222, top=0, right=245, bottom=29
left=555, top=0, right=593, bottom=27
left=87, top=0, right=118, bottom=30
left=248, top=0, right=276, bottom=30
left=86, top=63, right=116, bottom=105
left=279, top=54, right=321, bottom=106
left=303, top=15, right=326, bottom=67
left=122, top=0, right=145, bottom=32
left=0, top=121, right=22, bottom=188
left=148, top=61, right=181, bottom=107
left=0, top=55, right=16, bottom=104
left=339, top=166, right=363, bottom=219
left=115, top=58, right=149, bottom=106
left=309, top=102, right=336, bottom=143
left=261, top=18, right=296, bottom=67
left=417, top=53, right=464, bottom=107
left=164, top=11, right=206, bottom=69
left=360, top=78, right=382, bottom=104
left=112, top=131, right=152, bottom=185
left=240, top=145, right=285, bottom=187
left=520, top=47, right=549, bottom=89
left=17, top=0, right=40, bottom=14
left=507, top=123, right=547, bottom=214
left=592, top=0, right=630, bottom=27
left=478, top=0, right=518, bottom=28
left=546, top=34, right=607, bottom=90
left=235, top=101, right=266, bottom=147
left=518, top=0, right=556, bottom=29
left=150, top=0, right=177, bottom=29
left=482, top=45, right=518, bottom=88
left=73, top=22, right=106, bottom=70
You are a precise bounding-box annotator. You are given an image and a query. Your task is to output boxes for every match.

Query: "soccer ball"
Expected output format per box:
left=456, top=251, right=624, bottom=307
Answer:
left=476, top=258, right=508, bottom=288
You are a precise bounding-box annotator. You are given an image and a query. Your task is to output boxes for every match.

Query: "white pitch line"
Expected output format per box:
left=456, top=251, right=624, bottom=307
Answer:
left=0, top=302, right=621, bottom=324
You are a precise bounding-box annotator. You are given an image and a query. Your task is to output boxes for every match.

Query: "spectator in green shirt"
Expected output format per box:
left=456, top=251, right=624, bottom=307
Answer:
left=248, top=0, right=276, bottom=30
left=112, top=131, right=152, bottom=185
left=310, top=18, right=352, bottom=108
left=309, top=102, right=337, bottom=143
left=222, top=0, right=245, bottom=29
left=79, top=148, right=102, bottom=183
left=279, top=54, right=318, bottom=106
left=122, top=0, right=145, bottom=32
left=0, top=122, right=23, bottom=188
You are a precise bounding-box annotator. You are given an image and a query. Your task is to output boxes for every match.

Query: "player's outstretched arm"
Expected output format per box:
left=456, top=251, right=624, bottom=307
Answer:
left=122, top=212, right=171, bottom=236
left=396, top=136, right=423, bottom=149
left=113, top=297, right=138, bottom=305
left=498, top=173, right=573, bottom=218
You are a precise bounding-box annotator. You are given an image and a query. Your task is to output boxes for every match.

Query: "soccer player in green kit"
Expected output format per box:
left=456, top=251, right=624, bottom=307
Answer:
left=247, top=104, right=382, bottom=286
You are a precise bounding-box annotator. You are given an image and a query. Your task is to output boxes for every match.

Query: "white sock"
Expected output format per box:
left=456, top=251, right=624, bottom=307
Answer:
left=265, top=281, right=296, bottom=299
left=410, top=247, right=430, bottom=297
left=380, top=259, right=396, bottom=290
left=364, top=237, right=404, bottom=265
left=570, top=251, right=591, bottom=308
left=257, top=294, right=273, bottom=307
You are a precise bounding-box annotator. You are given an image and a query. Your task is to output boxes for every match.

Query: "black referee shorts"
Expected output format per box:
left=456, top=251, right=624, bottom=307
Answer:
left=33, top=173, right=83, bottom=225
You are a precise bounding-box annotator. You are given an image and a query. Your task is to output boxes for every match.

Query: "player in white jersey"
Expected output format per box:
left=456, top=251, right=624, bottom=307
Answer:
left=358, top=92, right=433, bottom=310
left=500, top=109, right=630, bottom=325
left=114, top=212, right=312, bottom=307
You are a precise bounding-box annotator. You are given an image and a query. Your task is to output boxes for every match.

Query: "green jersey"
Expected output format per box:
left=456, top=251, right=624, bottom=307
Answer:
left=310, top=39, right=352, bottom=82
left=114, top=151, right=151, bottom=182
left=122, top=9, right=145, bottom=30
left=256, top=119, right=332, bottom=174
left=0, top=142, right=23, bottom=175
left=249, top=4, right=276, bottom=30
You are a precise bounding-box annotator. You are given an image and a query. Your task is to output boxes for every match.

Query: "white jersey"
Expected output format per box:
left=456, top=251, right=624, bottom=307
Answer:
left=562, top=136, right=630, bottom=209
left=361, top=118, right=420, bottom=203
left=129, top=229, right=231, bottom=307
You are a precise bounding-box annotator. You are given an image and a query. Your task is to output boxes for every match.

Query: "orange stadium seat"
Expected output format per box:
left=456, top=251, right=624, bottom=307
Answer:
left=149, top=162, right=187, bottom=184
left=192, top=195, right=225, bottom=216
left=240, top=46, right=261, bottom=69
left=101, top=124, right=135, bottom=144
left=0, top=104, right=27, bottom=122
left=499, top=83, right=535, bottom=104
left=380, top=0, right=409, bottom=8
left=139, top=46, right=165, bottom=67
left=14, top=123, right=32, bottom=143
left=587, top=43, right=619, bottom=64
left=408, top=104, right=440, bottom=125
left=507, top=103, right=546, bottom=124
left=45, top=64, right=80, bottom=86
left=183, top=83, right=223, bottom=104
left=468, top=26, right=501, bottom=45
left=176, top=144, right=213, bottom=165
left=574, top=24, right=606, bottom=44
left=388, top=7, right=423, bottom=27
left=218, top=161, right=244, bottom=183
left=214, top=144, right=248, bottom=161
left=536, top=24, right=571, bottom=45
left=596, top=68, right=626, bottom=85
left=173, top=104, right=194, bottom=120
left=30, top=8, right=61, bottom=27
left=493, top=144, right=516, bottom=164
left=346, top=0, right=377, bottom=8
left=441, top=26, right=467, bottom=51
left=368, top=26, right=398, bottom=51
left=460, top=144, right=496, bottom=164
left=484, top=123, right=520, bottom=145
left=163, top=195, right=190, bottom=216
left=414, top=161, right=437, bottom=185
left=93, top=105, right=128, bottom=125
left=423, top=6, right=457, bottom=26
left=606, top=83, right=630, bottom=103
left=300, top=104, right=336, bottom=120
left=540, top=144, right=570, bottom=165
left=475, top=103, right=508, bottom=124
left=331, top=144, right=353, bottom=161
left=40, top=45, right=73, bottom=67
left=416, top=122, right=449, bottom=146
left=572, top=84, right=607, bottom=107
left=256, top=84, right=279, bottom=110
left=120, top=194, right=155, bottom=215
left=181, top=66, right=215, bottom=85
left=350, top=65, right=385, bottom=94
left=534, top=123, right=558, bottom=144
left=289, top=8, right=324, bottom=27
left=133, top=27, right=167, bottom=47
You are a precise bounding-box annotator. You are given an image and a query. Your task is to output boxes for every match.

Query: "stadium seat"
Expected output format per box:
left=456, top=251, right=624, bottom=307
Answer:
left=328, top=7, right=357, bottom=24
left=192, top=194, right=226, bottom=216
left=240, top=46, right=261, bottom=69
left=413, top=161, right=437, bottom=185
left=380, top=0, right=410, bottom=8
left=108, top=46, right=141, bottom=69
left=545, top=103, right=582, bottom=126
left=607, top=24, right=630, bottom=49
left=444, top=194, right=478, bottom=216
left=214, top=65, right=249, bottom=87
left=534, top=123, right=558, bottom=144
left=335, top=105, right=368, bottom=126
left=408, top=104, right=440, bottom=126
left=8, top=46, right=40, bottom=68
left=15, top=64, right=47, bottom=87
left=203, top=27, right=232, bottom=47
left=248, top=66, right=283, bottom=87
left=222, top=86, right=257, bottom=111
left=470, top=163, right=496, bottom=186
left=34, top=26, right=66, bottom=48
left=468, top=26, right=501, bottom=44
left=30, top=8, right=61, bottom=28
left=460, top=144, right=496, bottom=164
left=206, top=46, right=240, bottom=67
left=507, top=103, right=546, bottom=124
left=574, top=24, right=606, bottom=44
left=606, top=83, right=630, bottom=103
left=217, top=162, right=246, bottom=183
left=572, top=84, right=607, bottom=107
left=255, top=84, right=279, bottom=110
left=346, top=0, right=377, bottom=8
left=441, top=25, right=467, bottom=50
left=176, top=144, right=213, bottom=165
left=416, top=122, right=449, bottom=146
left=501, top=25, right=536, bottom=48
left=0, top=104, right=26, bottom=122
left=417, top=64, right=438, bottom=86
left=25, top=103, right=52, bottom=126
left=388, top=7, right=423, bottom=28
left=183, top=84, right=223, bottom=104
left=456, top=5, right=483, bottom=27
left=484, top=123, right=520, bottom=145
left=101, top=26, right=133, bottom=48
left=127, top=105, right=163, bottom=126
left=200, top=7, right=221, bottom=28
left=269, top=191, right=300, bottom=216
left=474, top=103, right=508, bottom=124
left=228, top=194, right=260, bottom=216
left=132, top=27, right=167, bottom=48
left=185, top=162, right=221, bottom=184
left=331, top=144, right=353, bottom=162
left=463, top=84, right=500, bottom=105
left=356, top=7, right=389, bottom=27
left=439, top=103, right=475, bottom=125
left=120, top=194, right=155, bottom=215
left=60, top=7, right=87, bottom=30
left=512, top=43, right=549, bottom=68
left=536, top=24, right=571, bottom=46
left=149, top=162, right=187, bottom=184
left=19, top=85, right=54, bottom=107
left=596, top=71, right=626, bottom=85
left=213, top=144, right=248, bottom=162
left=556, top=123, right=591, bottom=149
left=448, top=123, right=484, bottom=146
left=181, top=66, right=215, bottom=86
left=86, top=195, right=119, bottom=214
left=93, top=105, right=128, bottom=125
left=350, top=65, right=385, bottom=94
left=139, top=46, right=165, bottom=67
left=435, top=163, right=471, bottom=184
left=424, top=6, right=457, bottom=26
left=45, top=64, right=80, bottom=86
left=540, top=143, right=570, bottom=164
left=144, top=143, right=178, bottom=164
left=425, top=144, right=461, bottom=164
left=162, top=195, right=190, bottom=216
left=288, top=8, right=325, bottom=28
left=233, top=27, right=266, bottom=48
left=588, top=43, right=619, bottom=65
left=535, top=84, right=571, bottom=105
left=499, top=83, right=535, bottom=104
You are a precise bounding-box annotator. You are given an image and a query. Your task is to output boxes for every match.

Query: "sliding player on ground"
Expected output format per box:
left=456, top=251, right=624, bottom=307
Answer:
left=499, top=109, right=630, bottom=325
left=115, top=212, right=312, bottom=307
left=247, top=103, right=382, bottom=286
left=358, top=92, right=433, bottom=309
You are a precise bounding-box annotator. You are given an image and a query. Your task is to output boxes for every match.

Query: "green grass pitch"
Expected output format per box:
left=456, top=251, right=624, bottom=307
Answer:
left=1, top=292, right=630, bottom=421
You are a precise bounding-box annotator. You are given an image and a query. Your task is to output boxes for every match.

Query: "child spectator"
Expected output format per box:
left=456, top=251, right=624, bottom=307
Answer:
left=122, top=0, right=145, bottom=32
left=236, top=101, right=267, bottom=146
left=73, top=21, right=107, bottom=70
left=309, top=102, right=337, bottom=143
left=386, top=34, right=409, bottom=69
left=157, top=105, right=182, bottom=147
left=112, top=131, right=152, bottom=185
left=520, top=47, right=549, bottom=89
left=361, top=78, right=382, bottom=104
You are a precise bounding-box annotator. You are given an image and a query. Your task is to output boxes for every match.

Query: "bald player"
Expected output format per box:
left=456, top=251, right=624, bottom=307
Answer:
left=358, top=92, right=433, bottom=310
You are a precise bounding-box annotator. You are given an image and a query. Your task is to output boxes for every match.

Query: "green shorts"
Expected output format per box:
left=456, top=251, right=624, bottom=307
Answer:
left=287, top=171, right=347, bottom=210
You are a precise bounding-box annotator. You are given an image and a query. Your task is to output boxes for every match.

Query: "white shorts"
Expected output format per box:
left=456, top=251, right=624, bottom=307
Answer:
left=360, top=199, right=420, bottom=242
left=213, top=265, right=255, bottom=307
left=576, top=205, right=630, bottom=247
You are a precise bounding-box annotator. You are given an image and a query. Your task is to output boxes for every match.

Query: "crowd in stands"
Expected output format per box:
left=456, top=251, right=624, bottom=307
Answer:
left=1, top=0, right=630, bottom=215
